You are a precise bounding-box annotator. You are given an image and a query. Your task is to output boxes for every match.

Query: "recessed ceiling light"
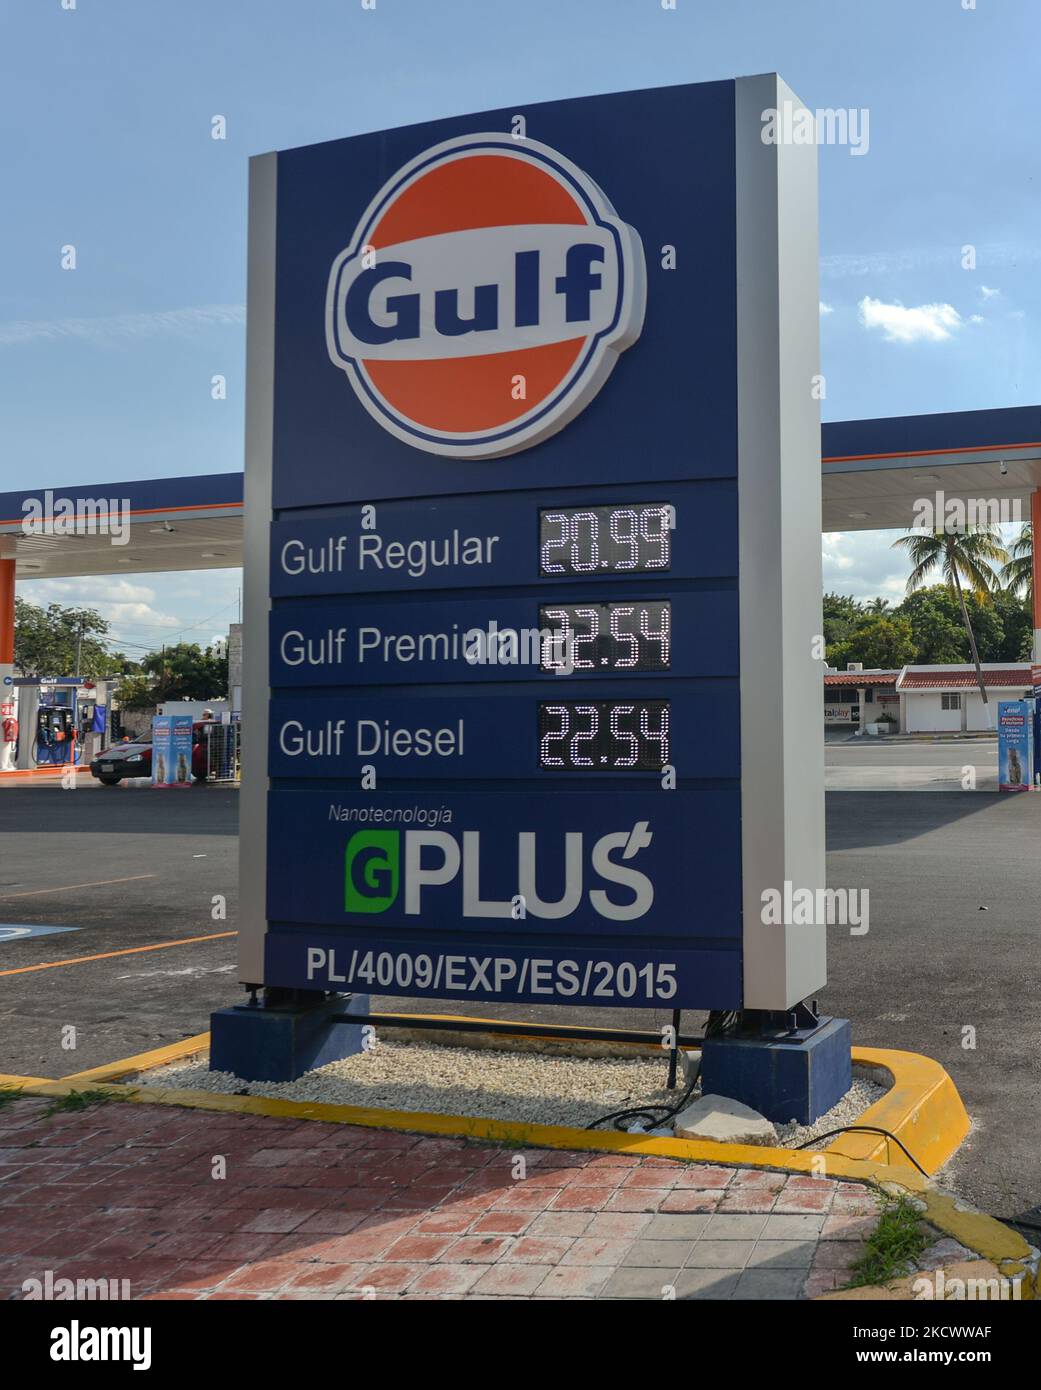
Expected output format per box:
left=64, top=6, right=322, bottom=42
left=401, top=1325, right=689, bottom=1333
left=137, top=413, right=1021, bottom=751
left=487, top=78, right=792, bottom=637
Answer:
left=150, top=524, right=177, bottom=534
left=200, top=551, right=226, bottom=559
left=847, top=511, right=870, bottom=519
left=912, top=473, right=941, bottom=483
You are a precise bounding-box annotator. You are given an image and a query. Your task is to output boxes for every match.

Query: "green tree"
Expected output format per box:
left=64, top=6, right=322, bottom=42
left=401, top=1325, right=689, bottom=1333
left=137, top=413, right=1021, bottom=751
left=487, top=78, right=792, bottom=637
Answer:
left=1001, top=522, right=1033, bottom=597
left=14, top=598, right=127, bottom=678
left=891, top=527, right=1009, bottom=708
left=828, top=614, right=916, bottom=672
left=112, top=672, right=156, bottom=711
left=989, top=588, right=1033, bottom=662
left=140, top=642, right=228, bottom=704
left=822, top=593, right=864, bottom=648
left=894, top=587, right=969, bottom=663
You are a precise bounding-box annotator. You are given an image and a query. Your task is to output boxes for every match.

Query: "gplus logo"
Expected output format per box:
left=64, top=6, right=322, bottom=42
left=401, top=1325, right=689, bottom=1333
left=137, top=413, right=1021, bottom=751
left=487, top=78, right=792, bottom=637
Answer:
left=343, top=822, right=655, bottom=921
left=325, top=133, right=646, bottom=459
left=344, top=830, right=400, bottom=913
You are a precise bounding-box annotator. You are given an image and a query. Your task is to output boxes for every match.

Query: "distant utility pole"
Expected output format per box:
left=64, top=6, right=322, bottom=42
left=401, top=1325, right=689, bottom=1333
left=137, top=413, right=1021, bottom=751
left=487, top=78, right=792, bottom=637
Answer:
left=74, top=617, right=86, bottom=676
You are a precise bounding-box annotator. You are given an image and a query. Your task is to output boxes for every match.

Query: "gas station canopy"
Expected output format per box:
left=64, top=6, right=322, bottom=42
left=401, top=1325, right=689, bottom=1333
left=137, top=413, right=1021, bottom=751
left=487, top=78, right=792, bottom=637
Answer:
left=821, top=404, right=1041, bottom=532
left=0, top=472, right=244, bottom=580
left=0, top=406, right=1038, bottom=580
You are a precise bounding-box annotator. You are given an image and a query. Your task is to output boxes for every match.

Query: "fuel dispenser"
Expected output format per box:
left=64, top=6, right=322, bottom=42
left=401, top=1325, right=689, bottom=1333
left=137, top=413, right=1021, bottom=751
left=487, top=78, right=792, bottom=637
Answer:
left=33, top=685, right=79, bottom=766
left=13, top=678, right=85, bottom=769
left=35, top=704, right=76, bottom=764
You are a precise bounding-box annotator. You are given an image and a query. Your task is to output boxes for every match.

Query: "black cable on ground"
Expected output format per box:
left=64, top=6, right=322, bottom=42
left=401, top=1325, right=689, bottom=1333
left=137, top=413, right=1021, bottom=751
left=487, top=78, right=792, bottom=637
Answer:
left=793, top=1124, right=929, bottom=1177
left=585, top=1010, right=734, bottom=1133
left=584, top=1057, right=701, bottom=1133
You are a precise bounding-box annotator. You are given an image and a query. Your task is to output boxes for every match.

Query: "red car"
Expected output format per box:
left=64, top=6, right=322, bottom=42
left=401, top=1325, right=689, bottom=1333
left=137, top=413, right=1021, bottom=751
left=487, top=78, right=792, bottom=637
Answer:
left=89, top=722, right=213, bottom=785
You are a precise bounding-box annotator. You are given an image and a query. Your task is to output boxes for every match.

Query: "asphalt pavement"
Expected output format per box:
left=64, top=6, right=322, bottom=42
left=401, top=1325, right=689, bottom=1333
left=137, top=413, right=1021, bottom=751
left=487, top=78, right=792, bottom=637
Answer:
left=826, top=735, right=1003, bottom=789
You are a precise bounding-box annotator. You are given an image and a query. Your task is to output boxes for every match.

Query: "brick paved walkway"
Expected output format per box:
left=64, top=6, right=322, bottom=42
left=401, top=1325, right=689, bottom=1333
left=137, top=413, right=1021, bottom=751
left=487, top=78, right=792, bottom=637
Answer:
left=0, top=1097, right=882, bottom=1300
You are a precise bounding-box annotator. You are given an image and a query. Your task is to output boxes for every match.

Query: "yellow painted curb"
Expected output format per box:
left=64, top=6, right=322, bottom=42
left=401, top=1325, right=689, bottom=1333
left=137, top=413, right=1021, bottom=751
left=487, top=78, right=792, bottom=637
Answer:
left=60, top=1033, right=211, bottom=1083
left=0, top=1073, right=53, bottom=1088
left=829, top=1047, right=971, bottom=1175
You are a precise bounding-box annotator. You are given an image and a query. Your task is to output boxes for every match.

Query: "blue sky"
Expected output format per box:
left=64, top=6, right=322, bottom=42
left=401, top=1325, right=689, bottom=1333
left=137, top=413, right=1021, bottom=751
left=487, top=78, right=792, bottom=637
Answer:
left=1, top=0, right=1037, bottom=655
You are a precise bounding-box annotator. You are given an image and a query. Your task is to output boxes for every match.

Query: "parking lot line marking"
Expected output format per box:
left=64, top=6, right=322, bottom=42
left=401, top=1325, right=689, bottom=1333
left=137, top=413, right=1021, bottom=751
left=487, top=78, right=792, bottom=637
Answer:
left=0, top=874, right=156, bottom=900
left=0, top=931, right=236, bottom=977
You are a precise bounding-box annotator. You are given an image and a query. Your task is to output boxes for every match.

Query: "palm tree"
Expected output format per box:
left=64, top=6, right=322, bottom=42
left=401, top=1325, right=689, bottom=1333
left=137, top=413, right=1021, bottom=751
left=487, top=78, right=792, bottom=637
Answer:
left=1001, top=522, right=1033, bottom=596
left=892, top=525, right=1009, bottom=711
left=866, top=597, right=891, bottom=615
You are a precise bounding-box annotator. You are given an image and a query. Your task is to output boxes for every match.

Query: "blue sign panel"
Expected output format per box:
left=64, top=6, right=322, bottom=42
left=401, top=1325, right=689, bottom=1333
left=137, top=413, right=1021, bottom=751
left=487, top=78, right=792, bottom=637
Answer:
left=270, top=481, right=736, bottom=597
left=272, top=82, right=736, bottom=507
left=265, top=790, right=741, bottom=1008
left=269, top=689, right=736, bottom=780
left=269, top=591, right=736, bottom=687
left=261, top=80, right=745, bottom=1008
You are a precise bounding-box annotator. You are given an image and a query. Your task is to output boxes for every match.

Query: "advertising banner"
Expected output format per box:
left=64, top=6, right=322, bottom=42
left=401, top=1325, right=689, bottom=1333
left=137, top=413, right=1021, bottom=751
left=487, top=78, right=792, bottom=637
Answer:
left=151, top=714, right=193, bottom=788
left=997, top=700, right=1033, bottom=792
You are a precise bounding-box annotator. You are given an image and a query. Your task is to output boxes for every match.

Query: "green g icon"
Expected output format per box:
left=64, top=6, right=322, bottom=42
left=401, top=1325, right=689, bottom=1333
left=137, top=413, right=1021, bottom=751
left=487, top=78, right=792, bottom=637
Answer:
left=344, top=830, right=400, bottom=913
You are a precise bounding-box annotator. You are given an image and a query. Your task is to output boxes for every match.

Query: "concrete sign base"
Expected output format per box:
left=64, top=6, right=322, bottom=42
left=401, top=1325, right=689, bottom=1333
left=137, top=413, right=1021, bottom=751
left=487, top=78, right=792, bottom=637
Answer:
left=700, top=1017, right=852, bottom=1126
left=210, top=990, right=370, bottom=1084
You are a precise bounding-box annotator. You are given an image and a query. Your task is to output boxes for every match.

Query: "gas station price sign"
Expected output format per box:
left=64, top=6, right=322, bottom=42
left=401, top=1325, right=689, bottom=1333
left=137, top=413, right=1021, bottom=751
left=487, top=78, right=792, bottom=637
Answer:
left=241, top=76, right=827, bottom=1015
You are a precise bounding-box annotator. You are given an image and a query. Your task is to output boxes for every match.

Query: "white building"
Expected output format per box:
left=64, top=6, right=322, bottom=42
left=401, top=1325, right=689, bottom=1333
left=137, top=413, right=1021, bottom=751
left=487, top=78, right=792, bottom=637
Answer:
left=824, top=668, right=899, bottom=732
left=824, top=664, right=1034, bottom=734
left=896, top=664, right=1033, bottom=734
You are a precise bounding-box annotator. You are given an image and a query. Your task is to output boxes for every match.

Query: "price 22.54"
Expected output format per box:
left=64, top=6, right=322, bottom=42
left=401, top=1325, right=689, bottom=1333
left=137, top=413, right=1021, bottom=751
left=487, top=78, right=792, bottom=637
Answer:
left=538, top=700, right=670, bottom=771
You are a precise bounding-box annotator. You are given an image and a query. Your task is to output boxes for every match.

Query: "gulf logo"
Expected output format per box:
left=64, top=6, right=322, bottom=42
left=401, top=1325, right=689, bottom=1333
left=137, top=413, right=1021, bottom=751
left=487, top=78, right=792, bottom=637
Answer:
left=325, top=133, right=646, bottom=459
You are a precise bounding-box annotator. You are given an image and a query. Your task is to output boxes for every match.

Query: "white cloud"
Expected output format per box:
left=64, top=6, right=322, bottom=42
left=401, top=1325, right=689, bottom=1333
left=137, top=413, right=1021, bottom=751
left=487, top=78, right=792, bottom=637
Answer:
left=0, top=303, right=245, bottom=349
left=858, top=296, right=963, bottom=343
left=819, top=301, right=834, bottom=316
left=821, top=533, right=856, bottom=571
left=979, top=284, right=1000, bottom=300
left=822, top=531, right=917, bottom=603
left=28, top=577, right=158, bottom=605
left=103, top=602, right=180, bottom=628
left=17, top=576, right=180, bottom=634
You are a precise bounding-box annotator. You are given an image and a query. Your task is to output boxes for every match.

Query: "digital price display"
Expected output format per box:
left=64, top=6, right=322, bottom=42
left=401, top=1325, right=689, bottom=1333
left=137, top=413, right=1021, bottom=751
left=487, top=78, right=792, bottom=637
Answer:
left=540, top=601, right=670, bottom=672
left=540, top=504, right=671, bottom=575
left=539, top=699, right=670, bottom=770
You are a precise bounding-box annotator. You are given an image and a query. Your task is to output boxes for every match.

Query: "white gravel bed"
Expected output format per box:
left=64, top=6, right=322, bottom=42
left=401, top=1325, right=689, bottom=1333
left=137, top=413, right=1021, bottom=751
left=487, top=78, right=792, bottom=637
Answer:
left=140, top=1042, right=886, bottom=1146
